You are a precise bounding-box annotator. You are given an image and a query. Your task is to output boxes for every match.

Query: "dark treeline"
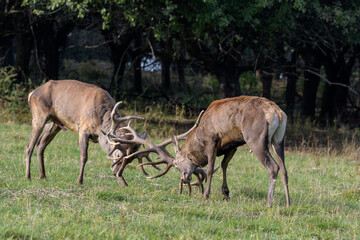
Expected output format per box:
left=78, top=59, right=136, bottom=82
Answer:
left=1, top=0, right=360, bottom=124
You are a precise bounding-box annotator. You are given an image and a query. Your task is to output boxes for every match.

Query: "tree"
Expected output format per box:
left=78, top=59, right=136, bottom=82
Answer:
left=292, top=1, right=360, bottom=122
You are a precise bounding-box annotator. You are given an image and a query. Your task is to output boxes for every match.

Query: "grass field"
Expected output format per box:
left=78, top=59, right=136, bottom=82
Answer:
left=0, top=122, right=360, bottom=239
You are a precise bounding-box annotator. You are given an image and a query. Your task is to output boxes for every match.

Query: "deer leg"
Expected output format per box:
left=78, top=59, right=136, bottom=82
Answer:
left=36, top=122, right=61, bottom=179
left=77, top=132, right=90, bottom=185
left=272, top=140, right=291, bottom=207
left=203, top=139, right=220, bottom=199
left=243, top=116, right=280, bottom=206
left=221, top=148, right=236, bottom=201
left=251, top=145, right=279, bottom=207
left=264, top=152, right=280, bottom=207
left=25, top=115, right=48, bottom=180
left=116, top=158, right=131, bottom=187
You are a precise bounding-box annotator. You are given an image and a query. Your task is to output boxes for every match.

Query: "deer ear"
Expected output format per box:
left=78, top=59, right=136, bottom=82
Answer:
left=171, top=134, right=181, bottom=154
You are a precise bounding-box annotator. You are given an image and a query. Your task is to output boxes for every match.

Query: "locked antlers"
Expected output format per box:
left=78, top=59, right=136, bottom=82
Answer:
left=106, top=109, right=208, bottom=195
left=111, top=110, right=205, bottom=178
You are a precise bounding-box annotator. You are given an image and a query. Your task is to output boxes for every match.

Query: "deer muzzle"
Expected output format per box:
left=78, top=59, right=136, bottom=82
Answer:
left=181, top=172, right=192, bottom=184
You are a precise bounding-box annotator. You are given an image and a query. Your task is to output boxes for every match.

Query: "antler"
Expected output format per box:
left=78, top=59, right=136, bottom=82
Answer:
left=109, top=101, right=144, bottom=135
left=109, top=119, right=175, bottom=178
left=102, top=101, right=145, bottom=186
left=154, top=110, right=205, bottom=148
left=111, top=110, right=205, bottom=179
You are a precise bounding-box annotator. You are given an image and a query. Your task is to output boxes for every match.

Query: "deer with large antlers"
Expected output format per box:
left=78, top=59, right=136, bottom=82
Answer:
left=25, top=80, right=146, bottom=186
left=117, top=96, right=290, bottom=206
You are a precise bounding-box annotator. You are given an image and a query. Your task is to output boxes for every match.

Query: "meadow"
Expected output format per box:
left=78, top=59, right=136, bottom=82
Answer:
left=0, top=121, right=359, bottom=239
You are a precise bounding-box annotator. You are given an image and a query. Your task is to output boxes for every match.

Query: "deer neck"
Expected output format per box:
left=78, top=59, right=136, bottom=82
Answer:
left=98, top=110, right=116, bottom=155
left=181, top=130, right=208, bottom=167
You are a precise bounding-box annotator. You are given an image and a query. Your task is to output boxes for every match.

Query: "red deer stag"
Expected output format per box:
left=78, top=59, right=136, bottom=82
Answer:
left=25, top=80, right=146, bottom=186
left=116, top=96, right=290, bottom=207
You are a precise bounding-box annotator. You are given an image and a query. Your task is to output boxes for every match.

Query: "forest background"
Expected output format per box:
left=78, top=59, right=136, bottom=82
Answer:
left=1, top=0, right=360, bottom=148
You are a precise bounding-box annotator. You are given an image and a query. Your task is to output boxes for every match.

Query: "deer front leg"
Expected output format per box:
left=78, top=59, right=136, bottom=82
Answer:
left=221, top=149, right=236, bottom=200
left=77, top=132, right=90, bottom=185
left=203, top=139, right=220, bottom=199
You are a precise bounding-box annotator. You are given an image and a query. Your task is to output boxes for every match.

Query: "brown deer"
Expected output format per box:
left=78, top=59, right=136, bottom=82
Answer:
left=25, top=79, right=146, bottom=186
left=116, top=96, right=290, bottom=207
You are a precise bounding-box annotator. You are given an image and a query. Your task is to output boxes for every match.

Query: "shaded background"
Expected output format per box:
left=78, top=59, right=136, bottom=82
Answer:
left=1, top=0, right=360, bottom=126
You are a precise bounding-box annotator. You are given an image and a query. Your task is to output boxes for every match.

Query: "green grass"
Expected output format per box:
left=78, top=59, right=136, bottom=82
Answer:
left=1, top=122, right=360, bottom=239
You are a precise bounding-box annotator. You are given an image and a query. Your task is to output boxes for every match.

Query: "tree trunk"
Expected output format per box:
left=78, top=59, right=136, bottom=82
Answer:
left=217, top=74, right=241, bottom=98
left=320, top=55, right=355, bottom=123
left=302, top=69, right=320, bottom=118
left=14, top=25, right=32, bottom=84
left=103, top=31, right=134, bottom=99
left=177, top=48, right=186, bottom=88
left=215, top=62, right=241, bottom=98
left=0, top=38, right=14, bottom=67
left=43, top=32, right=59, bottom=79
left=301, top=50, right=323, bottom=118
left=261, top=71, right=272, bottom=99
left=160, top=40, right=173, bottom=91
left=161, top=57, right=171, bottom=90
left=133, top=55, right=142, bottom=93
left=285, top=72, right=298, bottom=116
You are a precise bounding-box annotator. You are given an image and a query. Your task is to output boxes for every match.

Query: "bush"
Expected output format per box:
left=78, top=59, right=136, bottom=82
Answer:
left=0, top=66, right=32, bottom=123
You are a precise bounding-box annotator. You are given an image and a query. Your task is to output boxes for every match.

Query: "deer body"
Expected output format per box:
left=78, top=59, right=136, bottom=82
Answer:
left=114, top=95, right=290, bottom=206
left=173, top=96, right=290, bottom=206
left=25, top=80, right=144, bottom=185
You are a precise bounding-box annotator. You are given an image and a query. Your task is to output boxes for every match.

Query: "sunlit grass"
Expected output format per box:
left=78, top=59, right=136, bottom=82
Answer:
left=0, top=122, right=359, bottom=239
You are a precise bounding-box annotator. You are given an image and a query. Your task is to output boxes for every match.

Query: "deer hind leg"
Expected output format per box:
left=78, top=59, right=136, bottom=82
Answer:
left=77, top=132, right=90, bottom=185
left=221, top=148, right=236, bottom=200
left=25, top=113, right=48, bottom=180
left=36, top=122, right=61, bottom=179
left=246, top=132, right=279, bottom=206
left=272, top=140, right=290, bottom=207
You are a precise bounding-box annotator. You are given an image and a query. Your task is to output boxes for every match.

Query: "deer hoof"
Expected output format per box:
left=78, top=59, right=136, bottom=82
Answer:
left=223, top=195, right=230, bottom=201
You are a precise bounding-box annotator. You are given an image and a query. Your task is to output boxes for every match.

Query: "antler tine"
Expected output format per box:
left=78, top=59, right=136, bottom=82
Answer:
left=157, top=110, right=205, bottom=148
left=109, top=101, right=144, bottom=133
left=140, top=162, right=173, bottom=179
left=178, top=110, right=204, bottom=139
left=137, top=154, right=163, bottom=176
left=108, top=120, right=175, bottom=179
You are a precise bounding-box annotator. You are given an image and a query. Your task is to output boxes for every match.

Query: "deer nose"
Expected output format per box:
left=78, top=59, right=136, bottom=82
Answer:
left=182, top=173, right=192, bottom=183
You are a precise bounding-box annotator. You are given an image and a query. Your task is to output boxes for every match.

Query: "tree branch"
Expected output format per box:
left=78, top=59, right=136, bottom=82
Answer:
left=304, top=68, right=358, bottom=96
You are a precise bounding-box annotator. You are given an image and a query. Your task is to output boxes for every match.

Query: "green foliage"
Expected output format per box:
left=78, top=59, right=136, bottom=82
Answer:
left=0, top=67, right=32, bottom=123
left=239, top=72, right=259, bottom=95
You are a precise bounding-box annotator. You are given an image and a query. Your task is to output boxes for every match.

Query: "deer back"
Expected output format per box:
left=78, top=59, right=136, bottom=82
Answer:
left=180, top=96, right=286, bottom=166
left=28, top=80, right=115, bottom=134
